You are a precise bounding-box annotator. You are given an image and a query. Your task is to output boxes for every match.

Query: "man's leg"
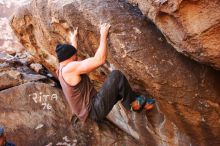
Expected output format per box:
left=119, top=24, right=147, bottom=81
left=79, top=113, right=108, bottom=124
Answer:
left=89, top=70, right=137, bottom=121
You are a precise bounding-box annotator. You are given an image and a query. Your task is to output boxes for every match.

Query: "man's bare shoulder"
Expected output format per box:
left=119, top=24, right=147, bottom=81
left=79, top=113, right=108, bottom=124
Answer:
left=62, top=61, right=80, bottom=74
left=62, top=61, right=82, bottom=86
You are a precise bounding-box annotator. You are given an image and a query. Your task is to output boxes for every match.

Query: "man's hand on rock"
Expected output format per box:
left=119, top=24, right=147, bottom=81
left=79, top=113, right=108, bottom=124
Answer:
left=73, top=27, right=78, bottom=36
left=70, top=27, right=78, bottom=40
left=100, top=23, right=111, bottom=37
left=70, top=27, right=78, bottom=49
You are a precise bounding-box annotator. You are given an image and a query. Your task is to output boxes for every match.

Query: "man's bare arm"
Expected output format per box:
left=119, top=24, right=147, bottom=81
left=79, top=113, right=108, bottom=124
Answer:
left=94, top=24, right=109, bottom=65
left=66, top=23, right=111, bottom=74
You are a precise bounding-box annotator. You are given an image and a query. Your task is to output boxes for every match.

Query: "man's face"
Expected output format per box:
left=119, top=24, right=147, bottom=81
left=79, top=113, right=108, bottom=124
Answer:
left=0, top=135, right=5, bottom=146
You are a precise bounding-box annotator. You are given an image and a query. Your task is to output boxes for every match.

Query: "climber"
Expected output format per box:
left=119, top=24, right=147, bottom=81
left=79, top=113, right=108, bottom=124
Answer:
left=55, top=23, right=155, bottom=123
left=0, top=127, right=15, bottom=146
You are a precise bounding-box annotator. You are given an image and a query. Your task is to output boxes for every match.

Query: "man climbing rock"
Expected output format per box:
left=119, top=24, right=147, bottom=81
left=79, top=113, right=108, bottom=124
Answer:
left=55, top=23, right=155, bottom=123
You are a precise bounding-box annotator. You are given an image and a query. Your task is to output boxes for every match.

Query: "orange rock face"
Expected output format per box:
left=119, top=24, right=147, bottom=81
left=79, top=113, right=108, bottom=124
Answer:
left=129, top=0, right=220, bottom=69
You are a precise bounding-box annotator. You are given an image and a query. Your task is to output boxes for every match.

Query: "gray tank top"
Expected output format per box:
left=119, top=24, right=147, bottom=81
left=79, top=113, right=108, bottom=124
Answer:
left=57, top=66, right=97, bottom=122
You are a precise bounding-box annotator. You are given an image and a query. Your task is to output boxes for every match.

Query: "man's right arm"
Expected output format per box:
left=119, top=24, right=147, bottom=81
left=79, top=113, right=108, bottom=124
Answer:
left=67, top=23, right=111, bottom=74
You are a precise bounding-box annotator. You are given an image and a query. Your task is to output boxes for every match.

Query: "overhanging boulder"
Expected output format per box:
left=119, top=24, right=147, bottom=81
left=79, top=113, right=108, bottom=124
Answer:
left=10, top=0, right=220, bottom=145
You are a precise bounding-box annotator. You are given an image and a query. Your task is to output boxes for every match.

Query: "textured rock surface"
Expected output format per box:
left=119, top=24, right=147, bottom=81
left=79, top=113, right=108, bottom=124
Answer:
left=0, top=82, right=138, bottom=146
left=10, top=0, right=220, bottom=145
left=0, top=52, right=46, bottom=90
left=128, top=0, right=220, bottom=69
left=0, top=0, right=31, bottom=54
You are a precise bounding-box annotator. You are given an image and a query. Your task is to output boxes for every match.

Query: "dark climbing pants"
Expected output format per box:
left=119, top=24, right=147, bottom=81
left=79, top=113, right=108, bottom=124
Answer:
left=88, top=70, right=137, bottom=122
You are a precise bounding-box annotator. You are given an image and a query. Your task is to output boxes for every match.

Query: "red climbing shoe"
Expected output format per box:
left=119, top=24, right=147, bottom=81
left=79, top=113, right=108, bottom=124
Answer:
left=130, top=95, right=146, bottom=112
left=144, top=98, right=155, bottom=111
